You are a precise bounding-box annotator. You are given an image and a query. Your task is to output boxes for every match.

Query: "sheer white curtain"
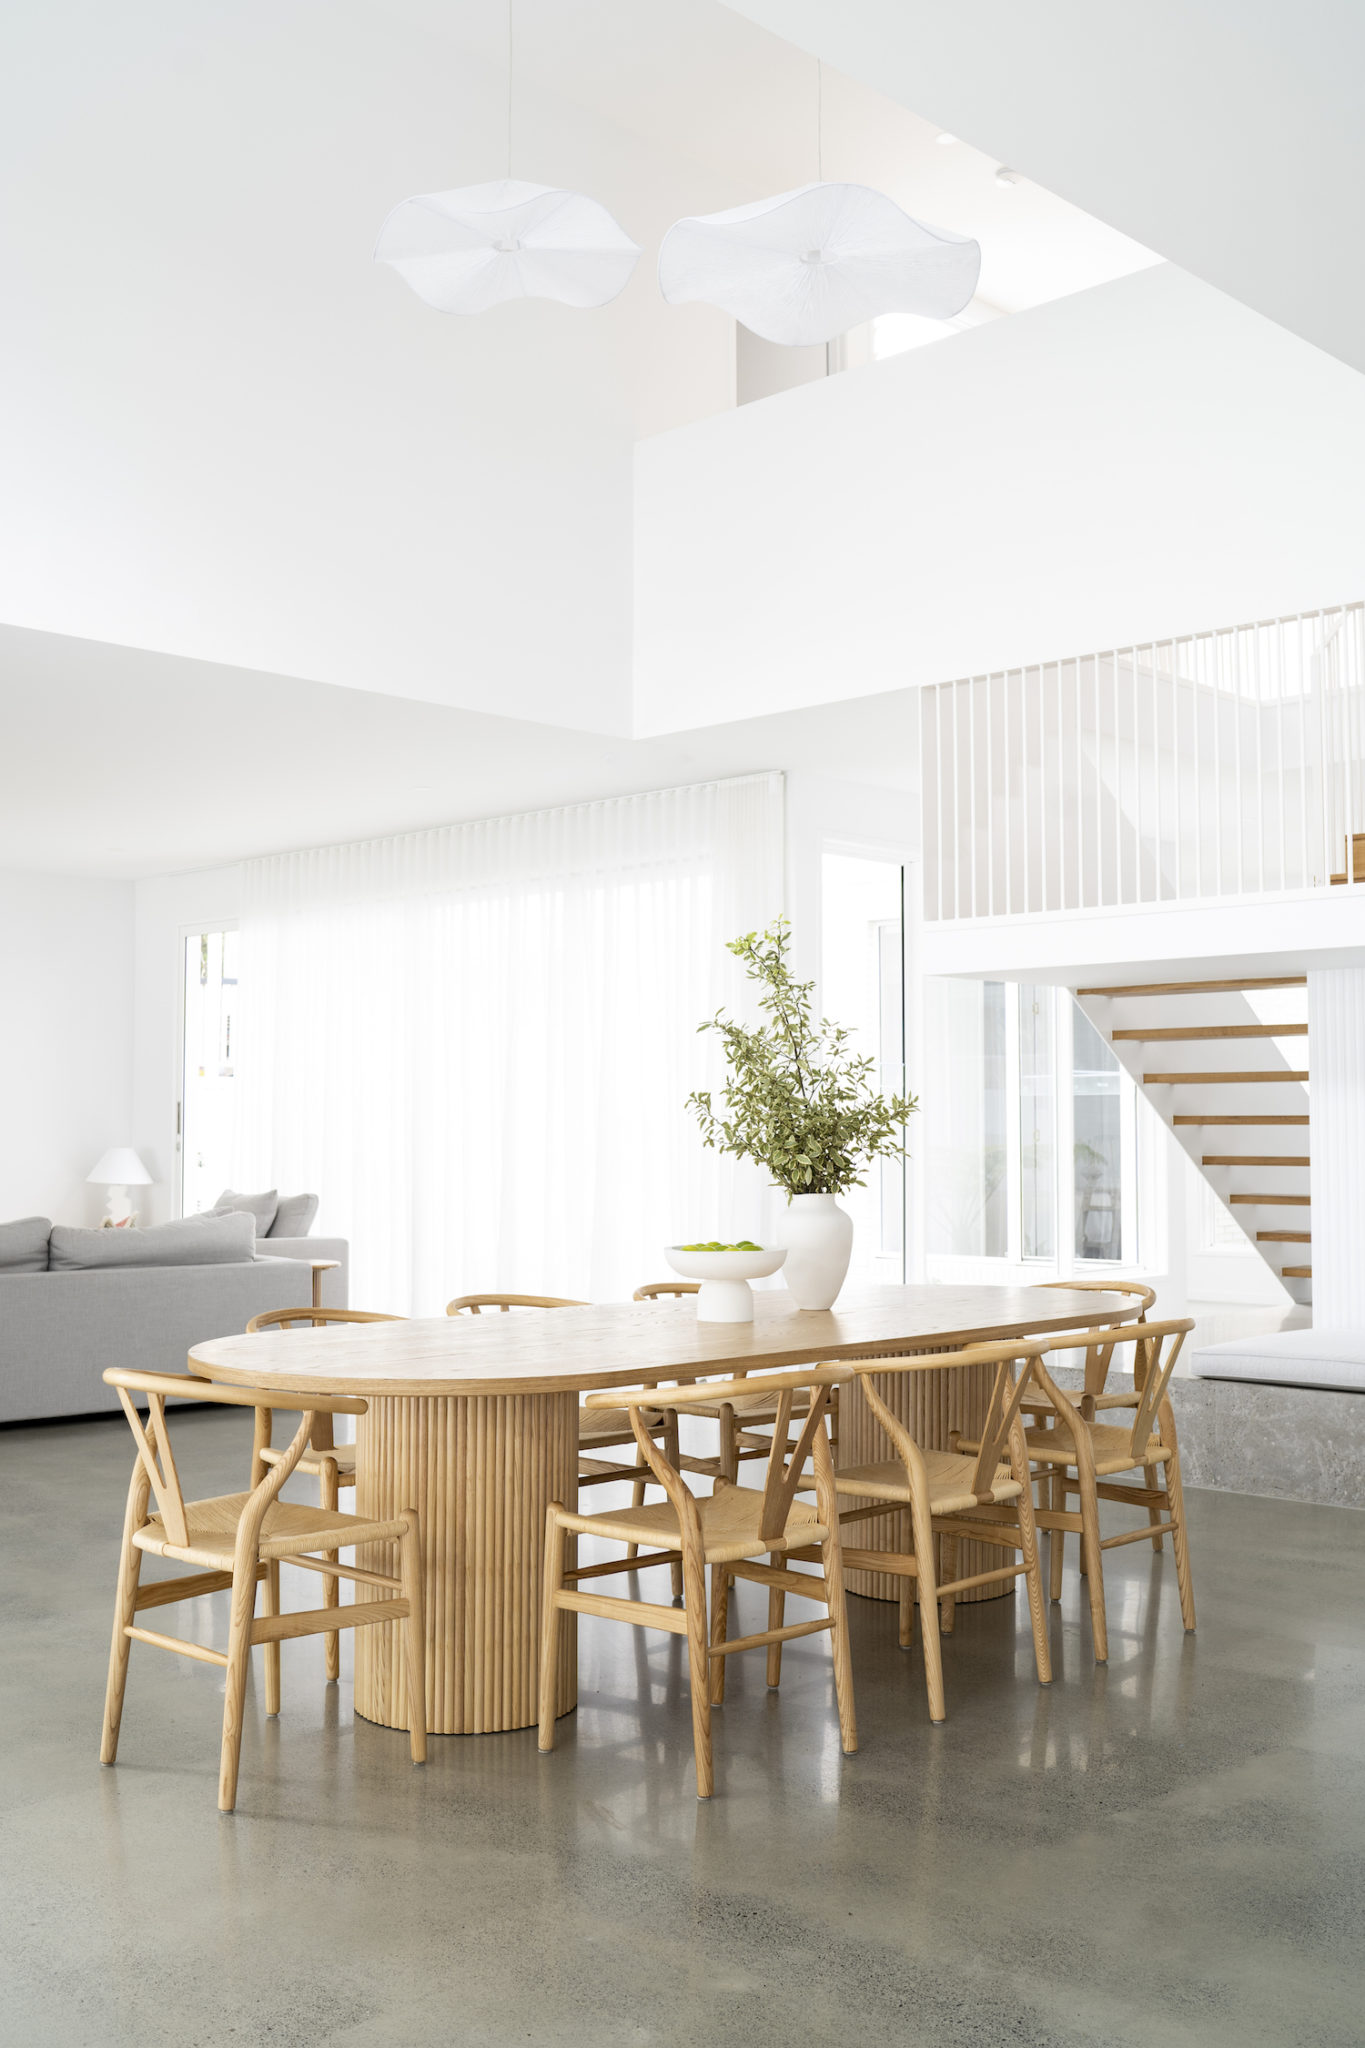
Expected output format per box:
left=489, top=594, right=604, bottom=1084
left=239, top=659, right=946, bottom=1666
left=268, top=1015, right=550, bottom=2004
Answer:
left=234, top=774, right=784, bottom=1312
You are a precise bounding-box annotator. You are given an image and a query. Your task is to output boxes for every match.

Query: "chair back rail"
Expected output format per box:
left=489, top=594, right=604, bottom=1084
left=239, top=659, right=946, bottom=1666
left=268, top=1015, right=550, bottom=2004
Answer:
left=446, top=1293, right=586, bottom=1315
left=101, top=1369, right=367, bottom=1554
left=246, top=1308, right=401, bottom=1332
left=1029, top=1319, right=1194, bottom=1460
left=1037, top=1278, right=1155, bottom=1321
left=103, top=1376, right=368, bottom=1548
left=245, top=1307, right=402, bottom=1447
left=589, top=1367, right=842, bottom=1547
left=632, top=1282, right=700, bottom=1300
left=852, top=1340, right=1046, bottom=1500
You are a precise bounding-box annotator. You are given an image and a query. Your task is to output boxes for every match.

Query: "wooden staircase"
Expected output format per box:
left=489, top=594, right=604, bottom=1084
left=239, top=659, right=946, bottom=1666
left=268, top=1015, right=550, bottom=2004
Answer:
left=1075, top=976, right=1311, bottom=1304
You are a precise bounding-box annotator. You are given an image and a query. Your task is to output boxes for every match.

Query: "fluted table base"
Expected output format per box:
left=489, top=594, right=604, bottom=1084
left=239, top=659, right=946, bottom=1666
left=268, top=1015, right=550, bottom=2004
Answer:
left=354, top=1391, right=579, bottom=1733
left=838, top=1353, right=1010, bottom=1604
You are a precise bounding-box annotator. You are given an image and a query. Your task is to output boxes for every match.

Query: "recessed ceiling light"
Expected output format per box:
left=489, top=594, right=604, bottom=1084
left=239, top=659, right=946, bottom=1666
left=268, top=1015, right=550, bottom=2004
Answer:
left=936, top=133, right=958, bottom=146
left=995, top=166, right=1018, bottom=187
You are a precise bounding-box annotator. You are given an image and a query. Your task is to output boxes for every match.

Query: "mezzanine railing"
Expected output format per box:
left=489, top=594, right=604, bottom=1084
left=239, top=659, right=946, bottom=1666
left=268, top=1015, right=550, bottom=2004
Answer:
left=922, top=602, right=1365, bottom=921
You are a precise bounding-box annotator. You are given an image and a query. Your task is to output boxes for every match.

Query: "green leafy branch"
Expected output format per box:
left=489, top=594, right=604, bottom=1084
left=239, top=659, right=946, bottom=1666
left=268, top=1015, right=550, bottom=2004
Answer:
left=686, top=917, right=918, bottom=1198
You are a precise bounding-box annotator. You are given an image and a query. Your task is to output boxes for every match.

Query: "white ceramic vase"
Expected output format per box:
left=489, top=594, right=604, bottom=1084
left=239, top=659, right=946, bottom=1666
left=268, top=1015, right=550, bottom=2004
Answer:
left=778, top=1192, right=854, bottom=1310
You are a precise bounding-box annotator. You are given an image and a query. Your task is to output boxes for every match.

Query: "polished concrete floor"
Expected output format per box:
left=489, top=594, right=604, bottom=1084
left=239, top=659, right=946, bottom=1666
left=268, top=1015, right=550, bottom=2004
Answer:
left=3, top=1409, right=1364, bottom=2048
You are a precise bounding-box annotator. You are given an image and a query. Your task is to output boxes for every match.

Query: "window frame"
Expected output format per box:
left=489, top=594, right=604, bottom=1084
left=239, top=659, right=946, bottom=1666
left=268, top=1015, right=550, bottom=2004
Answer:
left=925, top=979, right=1143, bottom=1278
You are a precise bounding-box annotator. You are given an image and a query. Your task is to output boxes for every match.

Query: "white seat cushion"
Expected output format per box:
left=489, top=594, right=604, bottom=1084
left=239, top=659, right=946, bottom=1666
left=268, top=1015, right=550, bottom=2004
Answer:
left=1188, top=1330, right=1365, bottom=1394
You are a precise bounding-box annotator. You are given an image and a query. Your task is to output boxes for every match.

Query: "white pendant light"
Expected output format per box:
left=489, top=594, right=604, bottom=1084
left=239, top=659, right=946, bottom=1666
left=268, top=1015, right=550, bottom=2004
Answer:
left=375, top=181, right=639, bottom=313
left=659, top=181, right=979, bottom=346
left=374, top=3, right=639, bottom=314
left=658, top=62, right=980, bottom=347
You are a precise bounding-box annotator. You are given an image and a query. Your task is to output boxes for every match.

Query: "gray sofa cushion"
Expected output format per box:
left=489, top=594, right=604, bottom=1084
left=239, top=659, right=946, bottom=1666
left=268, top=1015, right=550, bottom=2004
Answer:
left=49, top=1211, right=256, bottom=1271
left=269, top=1192, right=319, bottom=1237
left=0, top=1216, right=52, bottom=1272
left=213, top=1186, right=280, bottom=1233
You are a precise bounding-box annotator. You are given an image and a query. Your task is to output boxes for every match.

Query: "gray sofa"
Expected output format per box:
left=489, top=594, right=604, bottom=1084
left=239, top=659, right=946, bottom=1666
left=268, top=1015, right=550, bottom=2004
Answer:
left=0, top=1215, right=349, bottom=1424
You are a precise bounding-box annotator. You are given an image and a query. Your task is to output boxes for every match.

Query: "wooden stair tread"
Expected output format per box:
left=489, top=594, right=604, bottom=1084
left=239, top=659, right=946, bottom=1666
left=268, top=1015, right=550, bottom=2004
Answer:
left=1283, top=1265, right=1312, bottom=1278
left=1257, top=1229, right=1311, bottom=1242
left=1229, top=1193, right=1311, bottom=1205
left=1077, top=977, right=1306, bottom=997
left=1144, top=1070, right=1309, bottom=1084
left=1175, top=1114, right=1308, bottom=1125
left=1113, top=1023, right=1306, bottom=1041
left=1202, top=1154, right=1309, bottom=1166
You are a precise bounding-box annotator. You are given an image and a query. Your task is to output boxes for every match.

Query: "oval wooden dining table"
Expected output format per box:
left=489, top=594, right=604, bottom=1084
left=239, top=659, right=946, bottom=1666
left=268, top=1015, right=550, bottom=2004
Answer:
left=189, top=1283, right=1133, bottom=1737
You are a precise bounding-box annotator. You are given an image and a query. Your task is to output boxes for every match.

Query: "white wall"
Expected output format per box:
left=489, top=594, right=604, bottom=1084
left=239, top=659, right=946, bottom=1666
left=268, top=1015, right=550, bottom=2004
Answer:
left=634, top=264, right=1365, bottom=733
left=0, top=870, right=134, bottom=1224
left=1307, top=967, right=1365, bottom=1325
left=132, top=866, right=243, bottom=1225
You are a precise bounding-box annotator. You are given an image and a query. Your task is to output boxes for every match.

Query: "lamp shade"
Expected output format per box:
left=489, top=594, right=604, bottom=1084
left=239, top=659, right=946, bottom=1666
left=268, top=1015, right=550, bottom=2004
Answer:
left=87, top=1148, right=152, bottom=1187
left=658, top=181, right=981, bottom=347
left=374, top=179, right=641, bottom=313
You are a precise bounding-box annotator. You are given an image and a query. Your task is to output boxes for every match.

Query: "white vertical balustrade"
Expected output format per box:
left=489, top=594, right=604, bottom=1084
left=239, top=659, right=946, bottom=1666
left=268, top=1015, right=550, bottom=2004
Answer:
left=925, top=602, right=1365, bottom=921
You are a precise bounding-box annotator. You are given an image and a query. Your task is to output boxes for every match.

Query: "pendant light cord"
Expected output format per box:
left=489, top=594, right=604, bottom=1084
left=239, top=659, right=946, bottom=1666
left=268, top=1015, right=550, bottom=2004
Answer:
left=817, top=58, right=823, bottom=183
left=506, top=0, right=513, bottom=178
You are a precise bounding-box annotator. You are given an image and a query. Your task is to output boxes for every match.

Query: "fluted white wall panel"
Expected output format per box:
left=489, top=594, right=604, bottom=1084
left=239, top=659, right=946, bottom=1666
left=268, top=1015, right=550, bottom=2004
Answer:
left=1308, top=969, right=1365, bottom=1325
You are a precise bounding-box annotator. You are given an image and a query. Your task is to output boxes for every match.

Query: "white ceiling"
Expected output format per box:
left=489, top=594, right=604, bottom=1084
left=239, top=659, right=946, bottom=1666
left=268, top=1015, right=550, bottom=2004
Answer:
left=0, top=625, right=913, bottom=879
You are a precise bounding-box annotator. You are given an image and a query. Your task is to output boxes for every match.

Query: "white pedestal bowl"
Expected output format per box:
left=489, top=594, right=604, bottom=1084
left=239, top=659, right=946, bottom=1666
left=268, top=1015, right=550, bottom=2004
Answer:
left=663, top=1246, right=788, bottom=1322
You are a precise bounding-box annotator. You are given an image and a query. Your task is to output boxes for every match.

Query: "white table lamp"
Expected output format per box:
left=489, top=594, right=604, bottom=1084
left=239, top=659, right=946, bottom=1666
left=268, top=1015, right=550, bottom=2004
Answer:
left=87, top=1147, right=153, bottom=1228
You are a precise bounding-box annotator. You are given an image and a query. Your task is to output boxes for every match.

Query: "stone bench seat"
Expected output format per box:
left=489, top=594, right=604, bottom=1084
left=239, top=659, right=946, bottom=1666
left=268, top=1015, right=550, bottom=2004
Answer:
left=1188, top=1329, right=1365, bottom=1394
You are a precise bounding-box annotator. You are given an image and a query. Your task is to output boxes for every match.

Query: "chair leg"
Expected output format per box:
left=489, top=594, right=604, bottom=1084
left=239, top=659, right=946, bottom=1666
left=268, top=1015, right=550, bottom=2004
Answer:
left=320, top=1460, right=341, bottom=1683
left=1075, top=1463, right=1109, bottom=1663
left=625, top=1499, right=643, bottom=1561
left=262, top=1559, right=282, bottom=1716
left=898, top=1558, right=915, bottom=1650
left=708, top=1564, right=730, bottom=1704
left=820, top=1528, right=858, bottom=1756
left=537, top=1508, right=568, bottom=1752
left=719, top=1403, right=739, bottom=1484
left=100, top=1522, right=145, bottom=1766
left=681, top=1543, right=713, bottom=1798
left=1048, top=1469, right=1066, bottom=1602
left=665, top=1414, right=683, bottom=1601
left=1146, top=1445, right=1167, bottom=1553
left=1162, top=1448, right=1197, bottom=1632
left=1015, top=1492, right=1052, bottom=1687
left=938, top=1531, right=959, bottom=1635
left=399, top=1510, right=427, bottom=1762
left=909, top=1496, right=947, bottom=1722
left=765, top=1551, right=786, bottom=1688
left=219, top=1562, right=259, bottom=1814
left=625, top=1437, right=646, bottom=1562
